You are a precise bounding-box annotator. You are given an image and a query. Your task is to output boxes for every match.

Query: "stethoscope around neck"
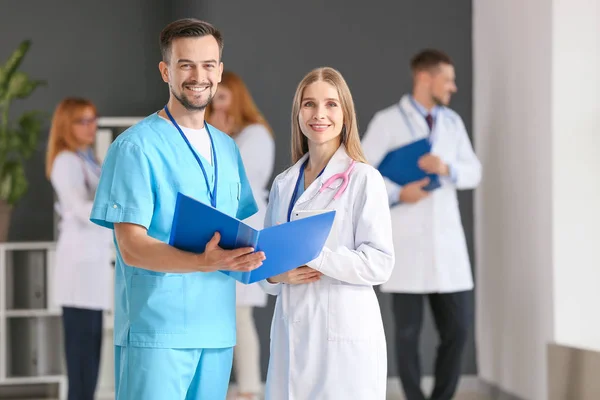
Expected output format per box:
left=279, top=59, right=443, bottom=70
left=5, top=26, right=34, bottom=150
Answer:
left=76, top=149, right=101, bottom=193
left=287, top=158, right=356, bottom=222
left=398, top=98, right=441, bottom=143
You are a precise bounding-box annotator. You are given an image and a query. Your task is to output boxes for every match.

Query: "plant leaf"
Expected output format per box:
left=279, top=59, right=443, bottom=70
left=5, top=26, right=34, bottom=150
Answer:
left=0, top=40, right=31, bottom=99
left=0, top=40, right=45, bottom=206
left=0, top=127, right=20, bottom=155
left=16, top=111, right=45, bottom=159
left=2, top=71, right=45, bottom=102
left=0, top=164, right=11, bottom=201
left=0, top=160, right=27, bottom=205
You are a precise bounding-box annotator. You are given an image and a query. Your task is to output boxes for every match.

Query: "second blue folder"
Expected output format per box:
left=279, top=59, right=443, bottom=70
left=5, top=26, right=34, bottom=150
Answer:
left=377, top=138, right=441, bottom=191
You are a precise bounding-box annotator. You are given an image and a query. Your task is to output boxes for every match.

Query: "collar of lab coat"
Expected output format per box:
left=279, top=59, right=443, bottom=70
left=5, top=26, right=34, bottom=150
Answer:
left=407, top=95, right=441, bottom=120
left=399, top=94, right=431, bottom=135
left=280, top=144, right=351, bottom=201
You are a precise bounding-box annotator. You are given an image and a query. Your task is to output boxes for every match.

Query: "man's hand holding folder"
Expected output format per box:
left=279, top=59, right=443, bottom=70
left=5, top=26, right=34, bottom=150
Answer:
left=201, top=232, right=266, bottom=273
left=418, top=153, right=449, bottom=177
left=398, top=153, right=450, bottom=204
left=399, top=177, right=431, bottom=204
left=377, top=138, right=451, bottom=202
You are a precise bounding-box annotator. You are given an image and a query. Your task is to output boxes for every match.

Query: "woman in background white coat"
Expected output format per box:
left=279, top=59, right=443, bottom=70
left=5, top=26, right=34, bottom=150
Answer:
left=260, top=67, right=394, bottom=400
left=207, top=71, right=275, bottom=400
left=45, top=98, right=113, bottom=400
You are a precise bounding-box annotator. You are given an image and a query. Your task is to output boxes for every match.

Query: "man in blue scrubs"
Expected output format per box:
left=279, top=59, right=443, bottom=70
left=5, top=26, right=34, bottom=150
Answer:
left=90, top=18, right=266, bottom=399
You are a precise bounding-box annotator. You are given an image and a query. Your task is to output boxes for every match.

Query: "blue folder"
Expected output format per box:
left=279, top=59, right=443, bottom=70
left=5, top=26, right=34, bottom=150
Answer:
left=168, top=192, right=336, bottom=284
left=377, top=138, right=440, bottom=191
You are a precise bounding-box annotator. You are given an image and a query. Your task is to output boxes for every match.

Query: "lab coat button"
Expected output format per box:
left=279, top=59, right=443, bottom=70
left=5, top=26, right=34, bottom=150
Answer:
left=113, top=204, right=117, bottom=209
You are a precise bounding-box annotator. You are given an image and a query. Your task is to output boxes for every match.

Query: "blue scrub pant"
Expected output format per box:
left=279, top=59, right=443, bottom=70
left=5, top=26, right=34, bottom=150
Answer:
left=114, top=345, right=234, bottom=400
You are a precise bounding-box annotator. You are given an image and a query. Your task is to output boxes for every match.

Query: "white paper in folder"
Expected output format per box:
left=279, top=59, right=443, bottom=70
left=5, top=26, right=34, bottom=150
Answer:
left=292, top=209, right=339, bottom=250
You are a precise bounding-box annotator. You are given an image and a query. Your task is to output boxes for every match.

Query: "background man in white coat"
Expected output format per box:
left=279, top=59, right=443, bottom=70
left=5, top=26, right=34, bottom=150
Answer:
left=361, top=49, right=481, bottom=400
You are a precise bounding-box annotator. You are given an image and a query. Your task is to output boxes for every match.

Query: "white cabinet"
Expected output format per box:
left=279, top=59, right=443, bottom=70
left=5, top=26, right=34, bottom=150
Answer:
left=0, top=242, right=67, bottom=399
left=0, top=242, right=115, bottom=400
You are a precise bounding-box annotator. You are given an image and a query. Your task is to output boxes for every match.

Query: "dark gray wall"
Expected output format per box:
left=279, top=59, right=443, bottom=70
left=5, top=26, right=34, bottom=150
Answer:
left=182, top=0, right=477, bottom=380
left=1, top=0, right=170, bottom=241
left=3, top=0, right=476, bottom=383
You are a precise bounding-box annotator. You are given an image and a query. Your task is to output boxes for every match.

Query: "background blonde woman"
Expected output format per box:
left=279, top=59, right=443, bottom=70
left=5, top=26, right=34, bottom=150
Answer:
left=207, top=70, right=275, bottom=400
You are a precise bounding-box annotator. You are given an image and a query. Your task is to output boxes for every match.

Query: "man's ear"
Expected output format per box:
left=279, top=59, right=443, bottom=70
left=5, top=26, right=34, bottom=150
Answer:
left=217, top=62, right=224, bottom=83
left=159, top=61, right=169, bottom=83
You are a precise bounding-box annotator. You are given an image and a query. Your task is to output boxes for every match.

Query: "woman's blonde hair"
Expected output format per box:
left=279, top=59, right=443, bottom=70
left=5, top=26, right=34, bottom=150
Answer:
left=291, top=67, right=367, bottom=164
left=206, top=70, right=273, bottom=137
left=45, top=98, right=97, bottom=178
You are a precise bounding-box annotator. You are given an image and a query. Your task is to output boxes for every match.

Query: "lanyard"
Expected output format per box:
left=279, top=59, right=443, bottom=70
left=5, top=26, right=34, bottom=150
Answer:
left=76, top=151, right=99, bottom=194
left=164, top=105, right=218, bottom=208
left=287, top=159, right=324, bottom=222
left=77, top=149, right=101, bottom=175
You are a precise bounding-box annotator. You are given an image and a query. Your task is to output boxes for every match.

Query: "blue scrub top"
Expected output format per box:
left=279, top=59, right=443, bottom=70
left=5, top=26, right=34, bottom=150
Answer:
left=90, top=113, right=258, bottom=349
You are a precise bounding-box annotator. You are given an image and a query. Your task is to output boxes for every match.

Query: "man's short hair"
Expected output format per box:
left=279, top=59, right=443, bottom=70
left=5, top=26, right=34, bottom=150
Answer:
left=410, top=49, right=453, bottom=73
left=159, top=18, right=224, bottom=62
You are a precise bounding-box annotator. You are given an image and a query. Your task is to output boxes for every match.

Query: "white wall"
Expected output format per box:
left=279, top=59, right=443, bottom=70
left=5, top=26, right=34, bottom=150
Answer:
left=552, top=0, right=600, bottom=353
left=475, top=0, right=600, bottom=398
left=473, top=1, right=554, bottom=399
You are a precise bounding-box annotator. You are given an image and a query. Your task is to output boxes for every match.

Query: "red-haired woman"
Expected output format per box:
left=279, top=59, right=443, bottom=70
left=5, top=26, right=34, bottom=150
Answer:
left=46, top=97, right=113, bottom=400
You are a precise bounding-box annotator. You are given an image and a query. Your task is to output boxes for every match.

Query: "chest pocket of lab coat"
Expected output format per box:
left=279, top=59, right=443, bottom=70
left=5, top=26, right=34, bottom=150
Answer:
left=328, top=284, right=382, bottom=341
left=218, top=181, right=241, bottom=217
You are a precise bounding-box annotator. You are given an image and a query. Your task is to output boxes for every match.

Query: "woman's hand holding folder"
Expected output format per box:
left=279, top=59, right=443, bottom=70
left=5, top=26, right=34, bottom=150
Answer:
left=267, top=266, right=322, bottom=285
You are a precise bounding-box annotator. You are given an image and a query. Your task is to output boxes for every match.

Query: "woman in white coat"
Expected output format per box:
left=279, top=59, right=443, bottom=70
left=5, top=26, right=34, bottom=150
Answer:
left=45, top=98, right=113, bottom=400
left=206, top=71, right=275, bottom=400
left=260, top=67, right=395, bottom=400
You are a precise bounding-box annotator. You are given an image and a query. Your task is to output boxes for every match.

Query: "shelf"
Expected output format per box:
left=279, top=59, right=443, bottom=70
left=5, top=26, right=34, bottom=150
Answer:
left=0, top=375, right=64, bottom=385
left=0, top=240, right=114, bottom=399
left=5, top=317, right=64, bottom=379
left=97, top=117, right=143, bottom=127
left=4, top=250, right=49, bottom=311
left=0, top=376, right=63, bottom=400
left=5, top=310, right=61, bottom=318
left=0, top=242, right=56, bottom=251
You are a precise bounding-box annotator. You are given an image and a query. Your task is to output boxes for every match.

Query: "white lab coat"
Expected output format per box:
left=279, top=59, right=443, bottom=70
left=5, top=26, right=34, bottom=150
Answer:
left=235, top=124, right=275, bottom=307
left=50, top=151, right=113, bottom=310
left=260, top=145, right=394, bottom=400
left=361, top=94, right=482, bottom=294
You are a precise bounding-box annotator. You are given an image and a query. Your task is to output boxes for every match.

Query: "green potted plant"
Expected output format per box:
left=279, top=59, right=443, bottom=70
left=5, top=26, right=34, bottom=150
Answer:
left=0, top=40, right=46, bottom=241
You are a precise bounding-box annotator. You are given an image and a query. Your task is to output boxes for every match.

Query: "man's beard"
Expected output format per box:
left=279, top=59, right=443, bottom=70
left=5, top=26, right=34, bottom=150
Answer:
left=171, top=84, right=214, bottom=111
left=432, top=94, right=449, bottom=107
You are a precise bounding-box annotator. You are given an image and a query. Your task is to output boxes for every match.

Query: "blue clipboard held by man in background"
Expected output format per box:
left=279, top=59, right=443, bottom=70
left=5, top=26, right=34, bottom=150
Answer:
left=377, top=137, right=441, bottom=191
